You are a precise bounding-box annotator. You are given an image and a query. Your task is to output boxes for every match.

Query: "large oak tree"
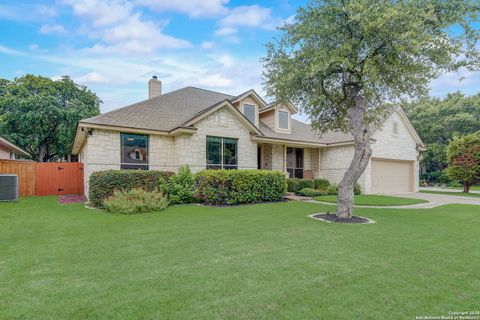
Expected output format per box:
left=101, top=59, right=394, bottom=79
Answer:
left=0, top=75, right=101, bottom=162
left=263, top=0, right=480, bottom=218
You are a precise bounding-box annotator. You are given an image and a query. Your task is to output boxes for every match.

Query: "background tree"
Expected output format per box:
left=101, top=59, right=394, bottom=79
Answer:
left=263, top=0, right=480, bottom=218
left=404, top=92, right=480, bottom=184
left=0, top=75, right=101, bottom=162
left=445, top=131, right=480, bottom=192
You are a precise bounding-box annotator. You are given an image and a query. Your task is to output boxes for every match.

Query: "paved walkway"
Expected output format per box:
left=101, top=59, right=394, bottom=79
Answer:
left=420, top=187, right=480, bottom=194
left=289, top=192, right=480, bottom=209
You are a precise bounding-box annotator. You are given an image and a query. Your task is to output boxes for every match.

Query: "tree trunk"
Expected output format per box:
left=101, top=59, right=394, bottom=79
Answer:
left=464, top=181, right=470, bottom=193
left=336, top=91, right=373, bottom=219
left=38, top=144, right=47, bottom=163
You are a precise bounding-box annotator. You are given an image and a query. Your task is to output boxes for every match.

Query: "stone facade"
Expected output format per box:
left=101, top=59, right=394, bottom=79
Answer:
left=319, top=110, right=420, bottom=193
left=79, top=107, right=420, bottom=196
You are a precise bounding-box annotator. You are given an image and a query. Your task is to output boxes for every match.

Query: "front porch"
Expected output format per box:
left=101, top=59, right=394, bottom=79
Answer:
left=257, top=142, right=321, bottom=179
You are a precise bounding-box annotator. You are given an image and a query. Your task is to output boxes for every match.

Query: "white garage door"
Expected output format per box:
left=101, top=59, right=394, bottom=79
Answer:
left=371, top=159, right=414, bottom=194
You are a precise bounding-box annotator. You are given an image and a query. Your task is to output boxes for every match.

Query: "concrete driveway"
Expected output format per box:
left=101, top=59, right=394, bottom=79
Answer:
left=390, top=192, right=480, bottom=208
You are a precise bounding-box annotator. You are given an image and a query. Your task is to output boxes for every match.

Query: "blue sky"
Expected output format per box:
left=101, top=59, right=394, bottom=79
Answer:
left=0, top=0, right=479, bottom=116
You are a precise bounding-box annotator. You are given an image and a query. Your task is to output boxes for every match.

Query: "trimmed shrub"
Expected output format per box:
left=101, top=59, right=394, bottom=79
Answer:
left=103, top=188, right=169, bottom=214
left=287, top=178, right=301, bottom=193
left=195, top=170, right=287, bottom=205
left=161, top=166, right=196, bottom=204
left=89, top=170, right=173, bottom=208
left=314, top=179, right=330, bottom=190
left=297, top=188, right=322, bottom=197
left=354, top=182, right=362, bottom=195
left=327, top=183, right=339, bottom=195
left=287, top=178, right=315, bottom=193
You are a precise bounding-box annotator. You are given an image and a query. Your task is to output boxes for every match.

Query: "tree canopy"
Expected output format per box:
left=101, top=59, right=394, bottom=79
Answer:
left=0, top=75, right=101, bottom=162
left=446, top=131, right=480, bottom=192
left=404, top=92, right=480, bottom=182
left=262, top=0, right=480, bottom=218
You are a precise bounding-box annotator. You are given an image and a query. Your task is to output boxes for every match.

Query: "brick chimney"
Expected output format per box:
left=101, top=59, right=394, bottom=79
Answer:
left=148, top=76, right=162, bottom=99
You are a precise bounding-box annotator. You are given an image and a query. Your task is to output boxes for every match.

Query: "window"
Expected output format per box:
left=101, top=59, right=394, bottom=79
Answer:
left=278, top=111, right=289, bottom=130
left=243, top=104, right=256, bottom=124
left=286, top=147, right=304, bottom=178
left=392, top=121, right=399, bottom=136
left=121, top=133, right=149, bottom=170
left=206, top=136, right=238, bottom=169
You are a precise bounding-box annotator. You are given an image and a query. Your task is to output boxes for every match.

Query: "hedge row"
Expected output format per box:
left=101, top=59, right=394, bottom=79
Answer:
left=287, top=178, right=362, bottom=196
left=195, top=170, right=287, bottom=205
left=89, top=169, right=287, bottom=208
left=89, top=170, right=174, bottom=208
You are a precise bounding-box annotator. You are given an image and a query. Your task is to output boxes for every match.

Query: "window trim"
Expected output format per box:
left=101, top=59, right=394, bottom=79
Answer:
left=241, top=102, right=258, bottom=127
left=120, top=132, right=150, bottom=170
left=277, top=109, right=290, bottom=131
left=206, top=136, right=238, bottom=170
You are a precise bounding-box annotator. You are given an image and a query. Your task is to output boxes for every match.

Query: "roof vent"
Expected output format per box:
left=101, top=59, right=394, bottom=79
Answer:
left=149, top=76, right=162, bottom=99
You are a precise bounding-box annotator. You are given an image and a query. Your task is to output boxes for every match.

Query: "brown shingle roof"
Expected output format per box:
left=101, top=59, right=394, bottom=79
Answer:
left=81, top=87, right=234, bottom=131
left=81, top=86, right=355, bottom=145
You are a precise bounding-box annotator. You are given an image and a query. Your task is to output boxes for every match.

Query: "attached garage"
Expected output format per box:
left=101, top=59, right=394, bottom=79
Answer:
left=371, top=158, right=414, bottom=194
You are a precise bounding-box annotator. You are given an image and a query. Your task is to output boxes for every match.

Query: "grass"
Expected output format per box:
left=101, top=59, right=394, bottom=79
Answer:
left=314, top=194, right=428, bottom=206
left=1, top=197, right=480, bottom=319
left=421, top=190, right=480, bottom=198
left=446, top=185, right=480, bottom=191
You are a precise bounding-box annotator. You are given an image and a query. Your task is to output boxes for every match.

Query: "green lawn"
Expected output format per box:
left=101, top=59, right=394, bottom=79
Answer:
left=1, top=197, right=479, bottom=319
left=314, top=194, right=428, bottom=206
left=421, top=190, right=480, bottom=198
left=446, top=185, right=480, bottom=191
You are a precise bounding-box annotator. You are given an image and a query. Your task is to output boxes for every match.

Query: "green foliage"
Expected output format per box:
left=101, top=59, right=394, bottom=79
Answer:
left=314, top=179, right=330, bottom=190
left=287, top=178, right=314, bottom=193
left=263, top=1, right=480, bottom=133
left=445, top=131, right=480, bottom=192
left=103, top=188, right=169, bottom=214
left=161, top=166, right=196, bottom=205
left=354, top=182, right=362, bottom=195
left=327, top=184, right=339, bottom=196
left=195, top=170, right=287, bottom=205
left=0, top=75, right=101, bottom=161
left=297, top=188, right=323, bottom=197
left=89, top=170, right=174, bottom=208
left=404, top=93, right=480, bottom=181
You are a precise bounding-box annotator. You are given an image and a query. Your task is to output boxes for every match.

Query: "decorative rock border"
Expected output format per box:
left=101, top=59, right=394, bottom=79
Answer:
left=308, top=213, right=376, bottom=224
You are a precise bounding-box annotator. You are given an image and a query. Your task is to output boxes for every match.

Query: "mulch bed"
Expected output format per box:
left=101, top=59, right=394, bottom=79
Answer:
left=312, top=212, right=371, bottom=224
left=59, top=195, right=87, bottom=204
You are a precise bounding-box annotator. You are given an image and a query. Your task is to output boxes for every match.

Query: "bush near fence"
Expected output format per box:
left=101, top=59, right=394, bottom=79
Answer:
left=89, top=170, right=173, bottom=208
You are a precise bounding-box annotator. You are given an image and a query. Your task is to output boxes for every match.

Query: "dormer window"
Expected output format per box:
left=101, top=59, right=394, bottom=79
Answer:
left=278, top=111, right=289, bottom=130
left=243, top=103, right=256, bottom=124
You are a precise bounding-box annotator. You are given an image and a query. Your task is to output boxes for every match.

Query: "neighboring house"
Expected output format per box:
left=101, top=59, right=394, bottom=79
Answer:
left=0, top=135, right=29, bottom=160
left=72, top=76, right=425, bottom=195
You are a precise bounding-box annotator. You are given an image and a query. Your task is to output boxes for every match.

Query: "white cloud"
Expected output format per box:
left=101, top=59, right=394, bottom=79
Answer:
left=63, top=0, right=133, bottom=27
left=215, top=27, right=237, bottom=36
left=201, top=41, right=214, bottom=49
left=196, top=74, right=232, bottom=87
left=40, top=24, right=67, bottom=34
left=75, top=71, right=111, bottom=84
left=137, top=0, right=228, bottom=17
left=29, top=44, right=49, bottom=53
left=63, top=0, right=191, bottom=54
left=214, top=5, right=280, bottom=41
left=0, top=44, right=24, bottom=56
left=430, top=69, right=480, bottom=97
left=218, top=5, right=277, bottom=31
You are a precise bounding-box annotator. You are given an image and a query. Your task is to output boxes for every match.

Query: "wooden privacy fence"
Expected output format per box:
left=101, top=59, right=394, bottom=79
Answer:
left=0, top=160, right=84, bottom=196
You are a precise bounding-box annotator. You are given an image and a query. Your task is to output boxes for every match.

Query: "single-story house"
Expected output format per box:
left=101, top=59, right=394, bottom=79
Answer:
left=0, top=135, right=29, bottom=160
left=72, top=76, right=425, bottom=195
